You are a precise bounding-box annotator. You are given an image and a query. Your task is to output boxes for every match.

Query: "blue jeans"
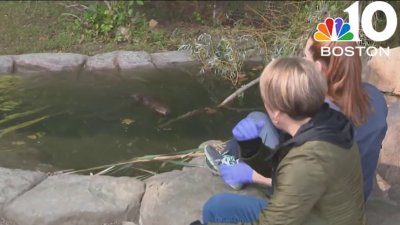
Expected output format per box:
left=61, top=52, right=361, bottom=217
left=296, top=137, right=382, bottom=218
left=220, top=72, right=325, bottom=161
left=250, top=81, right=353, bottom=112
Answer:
left=203, top=193, right=268, bottom=224
left=201, top=112, right=272, bottom=224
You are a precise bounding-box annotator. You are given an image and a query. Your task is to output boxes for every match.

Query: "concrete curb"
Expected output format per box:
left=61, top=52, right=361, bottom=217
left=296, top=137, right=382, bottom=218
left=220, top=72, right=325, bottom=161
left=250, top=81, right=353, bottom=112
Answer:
left=0, top=50, right=264, bottom=79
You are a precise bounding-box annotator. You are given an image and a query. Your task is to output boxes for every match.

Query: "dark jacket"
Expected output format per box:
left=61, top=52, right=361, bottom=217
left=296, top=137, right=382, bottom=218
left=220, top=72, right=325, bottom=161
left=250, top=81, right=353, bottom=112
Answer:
left=324, top=83, right=388, bottom=201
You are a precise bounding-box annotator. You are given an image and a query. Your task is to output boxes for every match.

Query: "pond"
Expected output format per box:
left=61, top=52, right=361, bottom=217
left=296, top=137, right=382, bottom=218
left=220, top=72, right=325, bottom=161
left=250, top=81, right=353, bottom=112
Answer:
left=0, top=69, right=264, bottom=177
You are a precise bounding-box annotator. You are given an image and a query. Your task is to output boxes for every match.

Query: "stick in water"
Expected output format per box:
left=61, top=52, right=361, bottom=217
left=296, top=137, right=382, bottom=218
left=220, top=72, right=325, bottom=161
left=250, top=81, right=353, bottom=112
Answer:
left=158, top=76, right=261, bottom=129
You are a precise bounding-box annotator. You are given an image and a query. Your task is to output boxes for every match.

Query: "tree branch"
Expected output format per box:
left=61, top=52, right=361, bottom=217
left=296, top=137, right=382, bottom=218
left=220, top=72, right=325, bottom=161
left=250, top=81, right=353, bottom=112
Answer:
left=158, top=76, right=261, bottom=129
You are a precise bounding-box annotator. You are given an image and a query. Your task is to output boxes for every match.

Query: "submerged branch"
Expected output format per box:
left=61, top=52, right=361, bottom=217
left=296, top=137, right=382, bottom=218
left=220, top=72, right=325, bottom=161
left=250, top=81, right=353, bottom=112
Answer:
left=221, top=105, right=264, bottom=112
left=158, top=108, right=210, bottom=129
left=158, top=76, right=261, bottom=128
left=216, top=76, right=260, bottom=108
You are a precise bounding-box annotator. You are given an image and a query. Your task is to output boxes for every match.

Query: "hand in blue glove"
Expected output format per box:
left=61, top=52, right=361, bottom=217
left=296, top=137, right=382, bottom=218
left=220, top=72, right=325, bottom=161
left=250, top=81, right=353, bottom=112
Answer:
left=219, top=161, right=254, bottom=186
left=232, top=117, right=266, bottom=141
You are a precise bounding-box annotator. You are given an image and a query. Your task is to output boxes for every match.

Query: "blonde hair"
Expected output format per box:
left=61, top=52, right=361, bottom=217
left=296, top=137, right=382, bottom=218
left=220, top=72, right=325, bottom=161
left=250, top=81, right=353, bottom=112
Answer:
left=260, top=57, right=328, bottom=120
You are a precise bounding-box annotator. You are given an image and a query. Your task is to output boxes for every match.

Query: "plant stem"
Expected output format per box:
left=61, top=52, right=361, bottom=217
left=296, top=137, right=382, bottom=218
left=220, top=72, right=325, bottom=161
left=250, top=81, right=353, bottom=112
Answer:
left=0, top=115, right=49, bottom=138
left=0, top=106, right=49, bottom=126
left=61, top=151, right=205, bottom=175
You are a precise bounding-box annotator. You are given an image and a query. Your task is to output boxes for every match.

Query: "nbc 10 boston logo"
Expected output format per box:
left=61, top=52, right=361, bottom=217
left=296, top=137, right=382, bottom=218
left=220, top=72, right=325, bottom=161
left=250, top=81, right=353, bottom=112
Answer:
left=313, top=1, right=398, bottom=57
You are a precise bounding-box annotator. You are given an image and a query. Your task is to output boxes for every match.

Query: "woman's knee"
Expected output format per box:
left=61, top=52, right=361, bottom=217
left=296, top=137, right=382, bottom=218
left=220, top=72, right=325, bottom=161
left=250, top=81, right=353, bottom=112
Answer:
left=203, top=193, right=232, bottom=213
left=203, top=193, right=267, bottom=224
left=247, top=111, right=268, bottom=122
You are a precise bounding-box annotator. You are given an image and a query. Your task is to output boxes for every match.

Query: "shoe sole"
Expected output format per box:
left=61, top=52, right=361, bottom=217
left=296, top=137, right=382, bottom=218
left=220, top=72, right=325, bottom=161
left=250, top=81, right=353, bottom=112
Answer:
left=204, top=145, right=221, bottom=175
left=204, top=145, right=244, bottom=190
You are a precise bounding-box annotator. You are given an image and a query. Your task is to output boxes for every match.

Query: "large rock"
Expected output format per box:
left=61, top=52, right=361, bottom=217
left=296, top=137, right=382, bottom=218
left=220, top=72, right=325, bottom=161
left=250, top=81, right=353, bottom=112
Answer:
left=366, top=47, right=400, bottom=95
left=150, top=51, right=198, bottom=69
left=0, top=167, right=46, bottom=209
left=376, top=97, right=400, bottom=206
left=378, top=99, right=400, bottom=187
left=365, top=199, right=400, bottom=225
left=3, top=174, right=145, bottom=225
left=116, top=51, right=154, bottom=74
left=140, top=157, right=267, bottom=225
left=389, top=184, right=400, bottom=204
left=0, top=56, right=13, bottom=74
left=83, top=51, right=119, bottom=75
left=381, top=213, right=400, bottom=225
left=14, top=53, right=87, bottom=75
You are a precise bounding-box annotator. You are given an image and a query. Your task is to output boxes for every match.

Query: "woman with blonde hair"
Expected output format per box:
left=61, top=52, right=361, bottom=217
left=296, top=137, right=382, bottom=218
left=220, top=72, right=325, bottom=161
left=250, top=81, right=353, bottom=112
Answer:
left=192, top=57, right=366, bottom=225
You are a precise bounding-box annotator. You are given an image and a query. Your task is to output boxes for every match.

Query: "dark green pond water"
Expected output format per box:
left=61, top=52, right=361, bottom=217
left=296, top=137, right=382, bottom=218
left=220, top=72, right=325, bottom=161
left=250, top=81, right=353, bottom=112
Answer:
left=0, top=70, right=263, bottom=176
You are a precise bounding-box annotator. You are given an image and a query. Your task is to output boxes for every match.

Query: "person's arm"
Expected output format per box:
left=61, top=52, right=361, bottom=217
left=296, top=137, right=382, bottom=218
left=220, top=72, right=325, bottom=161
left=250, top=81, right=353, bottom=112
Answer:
left=261, top=151, right=328, bottom=225
left=219, top=161, right=272, bottom=187
left=252, top=169, right=272, bottom=186
left=240, top=130, right=290, bottom=178
left=240, top=142, right=274, bottom=179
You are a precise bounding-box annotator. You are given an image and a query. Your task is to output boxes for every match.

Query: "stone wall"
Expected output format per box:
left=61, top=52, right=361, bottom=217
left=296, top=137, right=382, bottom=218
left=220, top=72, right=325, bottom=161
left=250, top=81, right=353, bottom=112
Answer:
left=0, top=51, right=200, bottom=78
left=1, top=157, right=400, bottom=225
left=0, top=158, right=267, bottom=225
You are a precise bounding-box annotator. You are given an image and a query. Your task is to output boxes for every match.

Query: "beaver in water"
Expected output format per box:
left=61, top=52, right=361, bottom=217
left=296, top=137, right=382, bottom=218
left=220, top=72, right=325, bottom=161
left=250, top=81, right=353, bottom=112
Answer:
left=131, top=94, right=171, bottom=116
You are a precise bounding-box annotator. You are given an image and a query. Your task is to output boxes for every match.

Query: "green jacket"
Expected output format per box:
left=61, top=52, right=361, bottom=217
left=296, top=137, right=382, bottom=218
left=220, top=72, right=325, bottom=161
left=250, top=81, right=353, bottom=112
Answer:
left=267, top=141, right=364, bottom=225
left=209, top=141, right=366, bottom=225
left=209, top=105, right=367, bottom=225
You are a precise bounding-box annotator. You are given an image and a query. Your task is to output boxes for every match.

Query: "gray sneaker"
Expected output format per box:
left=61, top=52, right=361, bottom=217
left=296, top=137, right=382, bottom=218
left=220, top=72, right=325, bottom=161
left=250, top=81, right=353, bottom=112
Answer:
left=204, top=144, right=243, bottom=190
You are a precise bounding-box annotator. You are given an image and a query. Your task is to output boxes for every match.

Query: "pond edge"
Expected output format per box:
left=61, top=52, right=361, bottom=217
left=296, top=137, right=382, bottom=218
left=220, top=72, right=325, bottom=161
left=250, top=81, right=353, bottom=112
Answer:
left=0, top=51, right=264, bottom=79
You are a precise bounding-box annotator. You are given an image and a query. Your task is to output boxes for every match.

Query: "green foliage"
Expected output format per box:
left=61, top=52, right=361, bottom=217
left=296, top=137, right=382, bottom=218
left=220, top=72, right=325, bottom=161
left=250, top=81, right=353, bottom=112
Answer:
left=0, top=115, right=49, bottom=138
left=257, top=1, right=351, bottom=59
left=0, top=75, right=23, bottom=113
left=67, top=0, right=170, bottom=50
left=179, top=33, right=262, bottom=86
left=73, top=1, right=148, bottom=43
left=180, top=1, right=355, bottom=88
left=0, top=75, right=50, bottom=138
left=82, top=1, right=137, bottom=40
left=192, top=11, right=205, bottom=25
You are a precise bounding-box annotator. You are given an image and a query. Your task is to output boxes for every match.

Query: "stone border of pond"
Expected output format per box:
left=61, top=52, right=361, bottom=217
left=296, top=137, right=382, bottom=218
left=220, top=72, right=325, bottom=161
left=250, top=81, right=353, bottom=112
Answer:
left=0, top=156, right=270, bottom=225
left=1, top=157, right=400, bottom=225
left=0, top=51, right=263, bottom=78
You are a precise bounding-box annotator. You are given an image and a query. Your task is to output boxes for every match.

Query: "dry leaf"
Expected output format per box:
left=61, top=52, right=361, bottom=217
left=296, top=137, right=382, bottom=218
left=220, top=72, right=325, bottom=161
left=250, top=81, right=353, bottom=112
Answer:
left=149, top=19, right=158, bottom=29
left=79, top=34, right=85, bottom=44
left=237, top=72, right=248, bottom=83
left=27, top=135, right=38, bottom=140
left=38, top=35, right=49, bottom=41
left=251, top=65, right=264, bottom=71
left=12, top=141, right=26, bottom=146
left=121, top=118, right=135, bottom=125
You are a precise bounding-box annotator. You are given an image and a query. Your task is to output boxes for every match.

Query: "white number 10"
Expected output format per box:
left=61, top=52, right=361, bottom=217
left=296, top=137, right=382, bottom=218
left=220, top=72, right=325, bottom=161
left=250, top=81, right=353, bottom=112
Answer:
left=344, top=1, right=397, bottom=42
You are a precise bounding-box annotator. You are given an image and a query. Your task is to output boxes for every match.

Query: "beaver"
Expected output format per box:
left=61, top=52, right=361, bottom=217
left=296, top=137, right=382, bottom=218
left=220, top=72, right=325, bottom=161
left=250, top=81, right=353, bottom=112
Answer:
left=131, top=94, right=171, bottom=116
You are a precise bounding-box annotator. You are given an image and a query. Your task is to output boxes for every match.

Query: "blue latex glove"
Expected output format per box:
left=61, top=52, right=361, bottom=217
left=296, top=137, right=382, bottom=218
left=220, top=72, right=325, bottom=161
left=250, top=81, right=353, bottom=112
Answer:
left=219, top=161, right=254, bottom=186
left=232, top=117, right=266, bottom=141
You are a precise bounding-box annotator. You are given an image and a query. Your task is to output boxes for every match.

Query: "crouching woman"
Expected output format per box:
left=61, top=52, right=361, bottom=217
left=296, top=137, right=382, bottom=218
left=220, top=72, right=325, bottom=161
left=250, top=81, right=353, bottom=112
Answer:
left=198, top=57, right=366, bottom=225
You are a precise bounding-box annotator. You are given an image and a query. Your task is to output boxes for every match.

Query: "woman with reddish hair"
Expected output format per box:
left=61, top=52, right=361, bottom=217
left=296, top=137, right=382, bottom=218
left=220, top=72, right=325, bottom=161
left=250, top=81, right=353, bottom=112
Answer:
left=304, top=38, right=388, bottom=200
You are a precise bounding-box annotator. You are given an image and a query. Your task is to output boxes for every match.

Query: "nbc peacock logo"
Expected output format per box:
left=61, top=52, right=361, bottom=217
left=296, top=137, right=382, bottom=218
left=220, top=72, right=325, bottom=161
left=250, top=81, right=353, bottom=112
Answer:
left=314, top=17, right=354, bottom=41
